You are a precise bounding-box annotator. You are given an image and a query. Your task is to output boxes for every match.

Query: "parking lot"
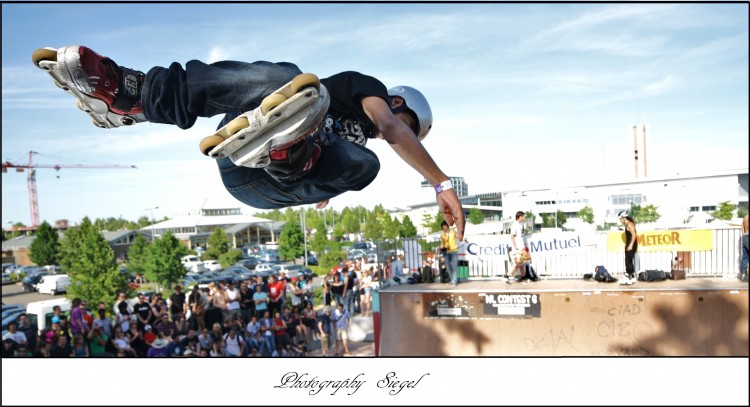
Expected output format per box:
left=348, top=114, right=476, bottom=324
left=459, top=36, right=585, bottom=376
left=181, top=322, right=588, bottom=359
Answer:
left=2, top=281, right=60, bottom=307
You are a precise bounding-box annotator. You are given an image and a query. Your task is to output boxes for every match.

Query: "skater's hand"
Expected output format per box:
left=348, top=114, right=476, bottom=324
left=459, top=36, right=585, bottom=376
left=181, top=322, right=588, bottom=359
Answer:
left=316, top=199, right=329, bottom=209
left=437, top=189, right=465, bottom=241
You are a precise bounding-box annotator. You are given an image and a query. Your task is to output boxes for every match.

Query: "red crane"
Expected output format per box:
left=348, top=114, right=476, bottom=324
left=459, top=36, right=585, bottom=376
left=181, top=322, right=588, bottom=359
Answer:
left=2, top=150, right=136, bottom=227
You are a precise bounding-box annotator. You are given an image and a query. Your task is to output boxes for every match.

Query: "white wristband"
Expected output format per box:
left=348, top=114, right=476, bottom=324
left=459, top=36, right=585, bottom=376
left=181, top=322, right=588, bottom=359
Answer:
left=434, top=179, right=453, bottom=194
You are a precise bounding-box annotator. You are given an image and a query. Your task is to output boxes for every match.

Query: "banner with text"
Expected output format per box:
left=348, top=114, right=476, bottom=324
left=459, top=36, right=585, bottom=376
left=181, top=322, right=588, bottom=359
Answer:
left=463, top=232, right=596, bottom=260
left=606, top=229, right=713, bottom=252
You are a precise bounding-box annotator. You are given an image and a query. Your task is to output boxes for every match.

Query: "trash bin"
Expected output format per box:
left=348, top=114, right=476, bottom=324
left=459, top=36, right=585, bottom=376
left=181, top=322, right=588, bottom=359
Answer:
left=457, top=260, right=469, bottom=280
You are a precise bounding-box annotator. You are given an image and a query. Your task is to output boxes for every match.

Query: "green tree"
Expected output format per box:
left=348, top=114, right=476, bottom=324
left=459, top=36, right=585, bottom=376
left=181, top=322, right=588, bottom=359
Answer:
left=541, top=211, right=567, bottom=228
left=333, top=224, right=346, bottom=241
left=4, top=222, right=26, bottom=241
left=203, top=228, right=230, bottom=260
left=310, top=218, right=328, bottom=255
left=738, top=205, right=748, bottom=219
left=525, top=211, right=536, bottom=233
left=218, top=249, right=244, bottom=268
left=469, top=208, right=484, bottom=225
left=421, top=212, right=435, bottom=232
left=126, top=234, right=150, bottom=277
left=279, top=217, right=304, bottom=261
left=430, top=208, right=444, bottom=232
left=144, top=232, right=189, bottom=290
left=29, top=221, right=58, bottom=266
left=363, top=211, right=384, bottom=241
left=712, top=201, right=735, bottom=221
left=382, top=214, right=400, bottom=240
left=578, top=206, right=595, bottom=224
left=629, top=203, right=661, bottom=224
left=342, top=212, right=360, bottom=234
left=58, top=217, right=128, bottom=311
left=400, top=215, right=418, bottom=238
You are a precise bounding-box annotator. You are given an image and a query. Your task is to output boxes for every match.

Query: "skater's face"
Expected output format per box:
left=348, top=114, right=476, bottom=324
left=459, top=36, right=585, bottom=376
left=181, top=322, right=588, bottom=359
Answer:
left=391, top=96, right=419, bottom=136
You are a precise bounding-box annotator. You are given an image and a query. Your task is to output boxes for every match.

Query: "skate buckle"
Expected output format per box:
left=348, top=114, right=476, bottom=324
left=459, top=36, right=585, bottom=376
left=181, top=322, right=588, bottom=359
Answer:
left=269, top=149, right=289, bottom=161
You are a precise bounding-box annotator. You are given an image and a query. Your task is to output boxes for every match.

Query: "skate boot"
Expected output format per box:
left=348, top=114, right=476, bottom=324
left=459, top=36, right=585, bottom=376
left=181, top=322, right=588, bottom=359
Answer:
left=264, top=135, right=322, bottom=182
left=199, top=73, right=330, bottom=169
left=32, top=46, right=146, bottom=128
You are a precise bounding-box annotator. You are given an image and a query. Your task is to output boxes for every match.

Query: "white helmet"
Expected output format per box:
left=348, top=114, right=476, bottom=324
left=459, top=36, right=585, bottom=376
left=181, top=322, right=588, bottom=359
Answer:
left=388, top=86, right=433, bottom=141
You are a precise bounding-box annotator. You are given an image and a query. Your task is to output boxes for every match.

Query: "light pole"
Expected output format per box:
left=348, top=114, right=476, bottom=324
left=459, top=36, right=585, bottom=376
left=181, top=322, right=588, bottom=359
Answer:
left=7, top=221, right=15, bottom=265
left=145, top=206, right=159, bottom=241
left=300, top=208, right=308, bottom=266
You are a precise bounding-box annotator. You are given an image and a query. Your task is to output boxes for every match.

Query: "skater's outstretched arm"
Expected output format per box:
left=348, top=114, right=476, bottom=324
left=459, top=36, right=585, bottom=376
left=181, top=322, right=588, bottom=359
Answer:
left=360, top=96, right=465, bottom=240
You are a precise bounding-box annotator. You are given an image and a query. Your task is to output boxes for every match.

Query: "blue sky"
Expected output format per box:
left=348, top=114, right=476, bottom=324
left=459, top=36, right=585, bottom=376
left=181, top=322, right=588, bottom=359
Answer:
left=2, top=3, right=748, bottom=227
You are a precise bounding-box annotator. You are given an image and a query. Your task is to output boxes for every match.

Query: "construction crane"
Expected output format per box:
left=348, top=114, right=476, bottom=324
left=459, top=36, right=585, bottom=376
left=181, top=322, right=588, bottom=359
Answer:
left=2, top=150, right=136, bottom=227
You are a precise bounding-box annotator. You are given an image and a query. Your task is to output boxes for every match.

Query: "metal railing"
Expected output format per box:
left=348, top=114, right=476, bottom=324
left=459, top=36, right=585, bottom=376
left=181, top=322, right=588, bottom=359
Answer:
left=464, top=229, right=743, bottom=279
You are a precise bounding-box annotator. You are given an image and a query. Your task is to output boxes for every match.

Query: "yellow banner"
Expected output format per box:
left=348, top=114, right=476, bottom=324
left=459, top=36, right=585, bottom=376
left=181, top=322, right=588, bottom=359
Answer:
left=607, top=229, right=713, bottom=252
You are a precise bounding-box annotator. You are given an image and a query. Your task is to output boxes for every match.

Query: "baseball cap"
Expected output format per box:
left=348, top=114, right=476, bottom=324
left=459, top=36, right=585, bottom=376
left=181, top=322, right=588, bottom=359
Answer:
left=51, top=316, right=61, bottom=324
left=145, top=325, right=152, bottom=331
left=618, top=211, right=629, bottom=219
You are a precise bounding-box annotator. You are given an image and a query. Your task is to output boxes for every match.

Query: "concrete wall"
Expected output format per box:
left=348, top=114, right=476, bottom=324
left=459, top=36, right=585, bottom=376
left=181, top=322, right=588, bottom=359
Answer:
left=378, top=283, right=748, bottom=356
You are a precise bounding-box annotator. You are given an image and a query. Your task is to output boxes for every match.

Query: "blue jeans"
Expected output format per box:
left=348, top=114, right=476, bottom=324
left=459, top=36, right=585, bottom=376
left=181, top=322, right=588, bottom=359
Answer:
left=142, top=60, right=380, bottom=209
left=444, top=251, right=458, bottom=284
left=343, top=291, right=354, bottom=315
left=260, top=334, right=276, bottom=356
left=245, top=337, right=260, bottom=355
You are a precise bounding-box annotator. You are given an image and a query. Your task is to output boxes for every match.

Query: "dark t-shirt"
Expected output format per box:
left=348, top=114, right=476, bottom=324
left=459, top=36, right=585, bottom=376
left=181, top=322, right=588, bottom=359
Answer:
left=320, top=71, right=390, bottom=146
left=170, top=292, right=186, bottom=314
left=240, top=288, right=254, bottom=310
left=50, top=344, right=72, bottom=358
left=134, top=302, right=151, bottom=321
left=318, top=313, right=332, bottom=335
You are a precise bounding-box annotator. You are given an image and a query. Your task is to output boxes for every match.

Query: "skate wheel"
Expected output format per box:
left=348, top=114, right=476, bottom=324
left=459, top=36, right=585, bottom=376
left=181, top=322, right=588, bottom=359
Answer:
left=260, top=93, right=287, bottom=115
left=290, top=73, right=320, bottom=93
left=220, top=115, right=250, bottom=138
left=199, top=135, right=225, bottom=156
left=32, top=48, right=57, bottom=68
left=76, top=99, right=92, bottom=114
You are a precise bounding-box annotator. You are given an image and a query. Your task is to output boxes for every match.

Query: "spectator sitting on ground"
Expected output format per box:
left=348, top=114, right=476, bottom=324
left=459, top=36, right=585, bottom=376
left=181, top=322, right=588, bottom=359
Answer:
left=2, top=321, right=27, bottom=347
left=223, top=326, right=245, bottom=357
left=2, top=339, right=16, bottom=358
left=147, top=335, right=171, bottom=357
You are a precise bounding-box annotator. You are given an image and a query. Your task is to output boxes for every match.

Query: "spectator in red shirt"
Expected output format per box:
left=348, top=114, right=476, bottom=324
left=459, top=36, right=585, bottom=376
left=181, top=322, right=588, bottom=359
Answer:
left=272, top=311, right=291, bottom=350
left=267, top=276, right=285, bottom=316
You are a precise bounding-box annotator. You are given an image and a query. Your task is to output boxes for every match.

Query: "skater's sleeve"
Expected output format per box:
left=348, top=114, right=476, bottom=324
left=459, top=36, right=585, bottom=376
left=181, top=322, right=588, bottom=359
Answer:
left=322, top=71, right=389, bottom=118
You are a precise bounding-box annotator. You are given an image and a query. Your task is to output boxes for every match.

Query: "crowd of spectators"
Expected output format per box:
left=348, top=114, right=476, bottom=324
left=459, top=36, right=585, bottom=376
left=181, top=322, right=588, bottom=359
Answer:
left=3, top=262, right=380, bottom=358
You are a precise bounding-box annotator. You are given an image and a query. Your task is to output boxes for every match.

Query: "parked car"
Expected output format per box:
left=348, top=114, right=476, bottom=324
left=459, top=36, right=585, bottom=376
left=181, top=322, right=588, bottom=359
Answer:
left=351, top=241, right=376, bottom=251
left=2, top=307, right=25, bottom=320
left=25, top=298, right=71, bottom=332
left=255, top=263, right=273, bottom=273
left=37, top=274, right=71, bottom=295
left=181, top=255, right=207, bottom=273
left=2, top=263, right=19, bottom=274
left=347, top=249, right=367, bottom=261
left=257, top=250, right=280, bottom=263
left=2, top=304, right=26, bottom=314
left=182, top=274, right=200, bottom=289
left=305, top=254, right=319, bottom=266
left=279, top=265, right=315, bottom=282
left=223, top=265, right=253, bottom=282
left=202, top=259, right=223, bottom=272
left=17, top=265, right=43, bottom=275
left=22, top=271, right=51, bottom=292
left=235, top=258, right=258, bottom=270
left=1, top=273, right=12, bottom=285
